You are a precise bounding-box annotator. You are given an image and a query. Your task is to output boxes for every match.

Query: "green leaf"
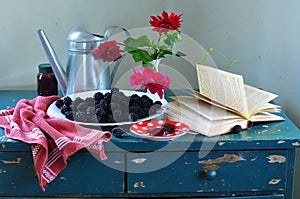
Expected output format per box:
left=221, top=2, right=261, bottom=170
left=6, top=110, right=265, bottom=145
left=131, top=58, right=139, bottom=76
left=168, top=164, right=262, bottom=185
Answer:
left=124, top=36, right=152, bottom=53
left=167, top=30, right=182, bottom=43
left=197, top=57, right=207, bottom=64
left=129, top=49, right=153, bottom=63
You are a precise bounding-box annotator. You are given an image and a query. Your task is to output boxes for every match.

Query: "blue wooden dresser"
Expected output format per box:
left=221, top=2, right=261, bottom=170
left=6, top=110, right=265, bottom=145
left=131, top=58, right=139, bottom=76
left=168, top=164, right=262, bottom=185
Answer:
left=0, top=90, right=300, bottom=198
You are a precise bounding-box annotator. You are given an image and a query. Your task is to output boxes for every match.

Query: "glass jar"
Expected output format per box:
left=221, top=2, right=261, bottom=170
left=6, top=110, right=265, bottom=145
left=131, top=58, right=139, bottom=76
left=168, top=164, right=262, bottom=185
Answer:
left=37, top=63, right=58, bottom=96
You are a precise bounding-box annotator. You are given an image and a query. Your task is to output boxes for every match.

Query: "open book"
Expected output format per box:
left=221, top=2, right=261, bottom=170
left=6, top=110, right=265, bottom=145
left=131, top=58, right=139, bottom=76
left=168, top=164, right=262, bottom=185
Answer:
left=166, top=64, right=284, bottom=137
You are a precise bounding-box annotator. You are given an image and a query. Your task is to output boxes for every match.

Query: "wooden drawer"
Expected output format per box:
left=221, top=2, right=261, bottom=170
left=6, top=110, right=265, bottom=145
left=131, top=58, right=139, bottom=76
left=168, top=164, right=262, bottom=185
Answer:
left=127, top=150, right=287, bottom=195
left=0, top=151, right=125, bottom=197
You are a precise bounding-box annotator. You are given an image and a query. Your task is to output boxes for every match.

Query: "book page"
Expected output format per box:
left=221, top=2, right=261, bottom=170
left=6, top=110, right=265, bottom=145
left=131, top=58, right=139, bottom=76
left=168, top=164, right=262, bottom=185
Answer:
left=191, top=90, right=243, bottom=117
left=249, top=112, right=284, bottom=122
left=170, top=96, right=242, bottom=120
left=196, top=64, right=249, bottom=119
left=244, top=85, right=279, bottom=117
left=166, top=101, right=249, bottom=137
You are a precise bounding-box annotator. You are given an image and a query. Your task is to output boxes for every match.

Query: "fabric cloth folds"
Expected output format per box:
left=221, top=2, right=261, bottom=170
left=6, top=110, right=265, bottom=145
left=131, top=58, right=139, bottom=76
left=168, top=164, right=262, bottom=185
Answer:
left=0, top=96, right=112, bottom=191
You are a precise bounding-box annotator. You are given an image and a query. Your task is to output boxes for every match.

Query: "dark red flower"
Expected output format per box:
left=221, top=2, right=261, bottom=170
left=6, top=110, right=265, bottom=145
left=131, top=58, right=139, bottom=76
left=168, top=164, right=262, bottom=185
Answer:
left=145, top=83, right=167, bottom=99
left=94, top=40, right=124, bottom=62
left=150, top=11, right=183, bottom=34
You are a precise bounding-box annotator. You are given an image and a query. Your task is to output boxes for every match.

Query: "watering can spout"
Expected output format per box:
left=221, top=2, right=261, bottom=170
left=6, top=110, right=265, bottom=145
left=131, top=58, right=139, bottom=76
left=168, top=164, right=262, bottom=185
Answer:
left=37, top=29, right=68, bottom=96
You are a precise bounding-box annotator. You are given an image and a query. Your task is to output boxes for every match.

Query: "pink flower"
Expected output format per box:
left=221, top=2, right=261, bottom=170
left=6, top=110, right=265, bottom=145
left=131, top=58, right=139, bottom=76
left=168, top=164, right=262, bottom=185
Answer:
left=94, top=40, right=124, bottom=62
left=129, top=67, right=170, bottom=99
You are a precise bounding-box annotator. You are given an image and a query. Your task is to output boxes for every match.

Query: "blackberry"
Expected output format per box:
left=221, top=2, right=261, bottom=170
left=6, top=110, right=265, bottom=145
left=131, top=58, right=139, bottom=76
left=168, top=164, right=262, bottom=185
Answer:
left=129, top=102, right=140, bottom=107
left=75, top=111, right=87, bottom=122
left=87, top=114, right=98, bottom=123
left=61, top=104, right=71, bottom=114
left=230, top=125, right=242, bottom=134
left=94, top=92, right=104, bottom=101
left=129, top=105, right=140, bottom=114
left=97, top=115, right=107, bottom=123
left=149, top=104, right=161, bottom=115
left=76, top=102, right=89, bottom=112
left=107, top=114, right=116, bottom=123
left=55, top=99, right=64, bottom=109
left=153, top=101, right=162, bottom=106
left=137, top=110, right=146, bottom=119
left=131, top=93, right=139, bottom=98
left=85, top=97, right=95, bottom=106
left=73, top=97, right=84, bottom=104
left=110, top=101, right=121, bottom=112
left=99, top=99, right=109, bottom=110
left=86, top=106, right=96, bottom=116
left=128, top=112, right=138, bottom=122
left=63, top=96, right=72, bottom=106
left=142, top=96, right=153, bottom=104
left=112, top=109, right=122, bottom=118
left=112, top=127, right=125, bottom=138
left=72, top=97, right=84, bottom=111
left=111, top=87, right=120, bottom=94
left=96, top=107, right=107, bottom=117
left=65, top=111, right=74, bottom=120
left=163, top=123, right=176, bottom=133
left=142, top=107, right=150, bottom=117
left=104, top=92, right=112, bottom=102
left=129, top=95, right=140, bottom=106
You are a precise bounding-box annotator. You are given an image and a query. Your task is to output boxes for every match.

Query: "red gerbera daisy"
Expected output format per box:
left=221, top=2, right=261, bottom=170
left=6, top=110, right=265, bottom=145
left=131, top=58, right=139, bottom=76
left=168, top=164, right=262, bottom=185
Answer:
left=150, top=11, right=183, bottom=34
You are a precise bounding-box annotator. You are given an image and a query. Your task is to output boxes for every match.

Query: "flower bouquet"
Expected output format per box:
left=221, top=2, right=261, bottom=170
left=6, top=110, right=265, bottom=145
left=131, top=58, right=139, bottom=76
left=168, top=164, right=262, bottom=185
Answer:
left=94, top=11, right=185, bottom=99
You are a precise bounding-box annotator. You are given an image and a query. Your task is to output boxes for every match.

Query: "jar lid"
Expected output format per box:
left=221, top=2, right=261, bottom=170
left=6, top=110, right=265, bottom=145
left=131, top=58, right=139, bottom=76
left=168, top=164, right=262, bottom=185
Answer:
left=38, top=63, right=53, bottom=73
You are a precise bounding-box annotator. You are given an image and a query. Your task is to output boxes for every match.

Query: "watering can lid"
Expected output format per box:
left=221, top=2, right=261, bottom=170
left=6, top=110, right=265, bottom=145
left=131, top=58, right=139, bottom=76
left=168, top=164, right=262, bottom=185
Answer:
left=67, top=28, right=104, bottom=51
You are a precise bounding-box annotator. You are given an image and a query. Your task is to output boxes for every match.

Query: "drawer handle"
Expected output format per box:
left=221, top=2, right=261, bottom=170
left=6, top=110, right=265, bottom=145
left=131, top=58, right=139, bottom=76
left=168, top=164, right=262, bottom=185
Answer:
left=202, top=169, right=217, bottom=181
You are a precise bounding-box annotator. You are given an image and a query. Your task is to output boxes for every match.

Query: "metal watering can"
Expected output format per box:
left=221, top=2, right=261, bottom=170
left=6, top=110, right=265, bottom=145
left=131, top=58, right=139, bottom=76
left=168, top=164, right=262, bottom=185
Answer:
left=37, top=26, right=129, bottom=96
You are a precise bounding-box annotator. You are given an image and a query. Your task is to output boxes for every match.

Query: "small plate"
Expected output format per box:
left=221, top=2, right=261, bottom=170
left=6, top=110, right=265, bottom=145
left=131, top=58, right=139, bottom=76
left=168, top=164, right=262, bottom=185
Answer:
left=47, top=90, right=167, bottom=126
left=129, top=120, right=190, bottom=141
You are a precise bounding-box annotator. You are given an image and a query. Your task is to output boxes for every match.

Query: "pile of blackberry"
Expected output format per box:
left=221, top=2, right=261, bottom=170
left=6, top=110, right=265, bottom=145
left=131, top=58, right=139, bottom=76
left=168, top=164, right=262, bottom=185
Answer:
left=55, top=88, right=163, bottom=124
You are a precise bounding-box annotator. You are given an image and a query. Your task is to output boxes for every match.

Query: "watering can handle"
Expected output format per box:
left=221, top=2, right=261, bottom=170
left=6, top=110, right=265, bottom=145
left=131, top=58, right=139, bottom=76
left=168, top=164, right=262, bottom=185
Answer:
left=104, top=26, right=131, bottom=40
left=104, top=26, right=131, bottom=87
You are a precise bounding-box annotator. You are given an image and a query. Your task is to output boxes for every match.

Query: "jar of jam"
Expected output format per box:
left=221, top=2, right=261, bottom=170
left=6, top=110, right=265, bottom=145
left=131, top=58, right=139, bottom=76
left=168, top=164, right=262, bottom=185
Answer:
left=37, top=63, right=58, bottom=96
